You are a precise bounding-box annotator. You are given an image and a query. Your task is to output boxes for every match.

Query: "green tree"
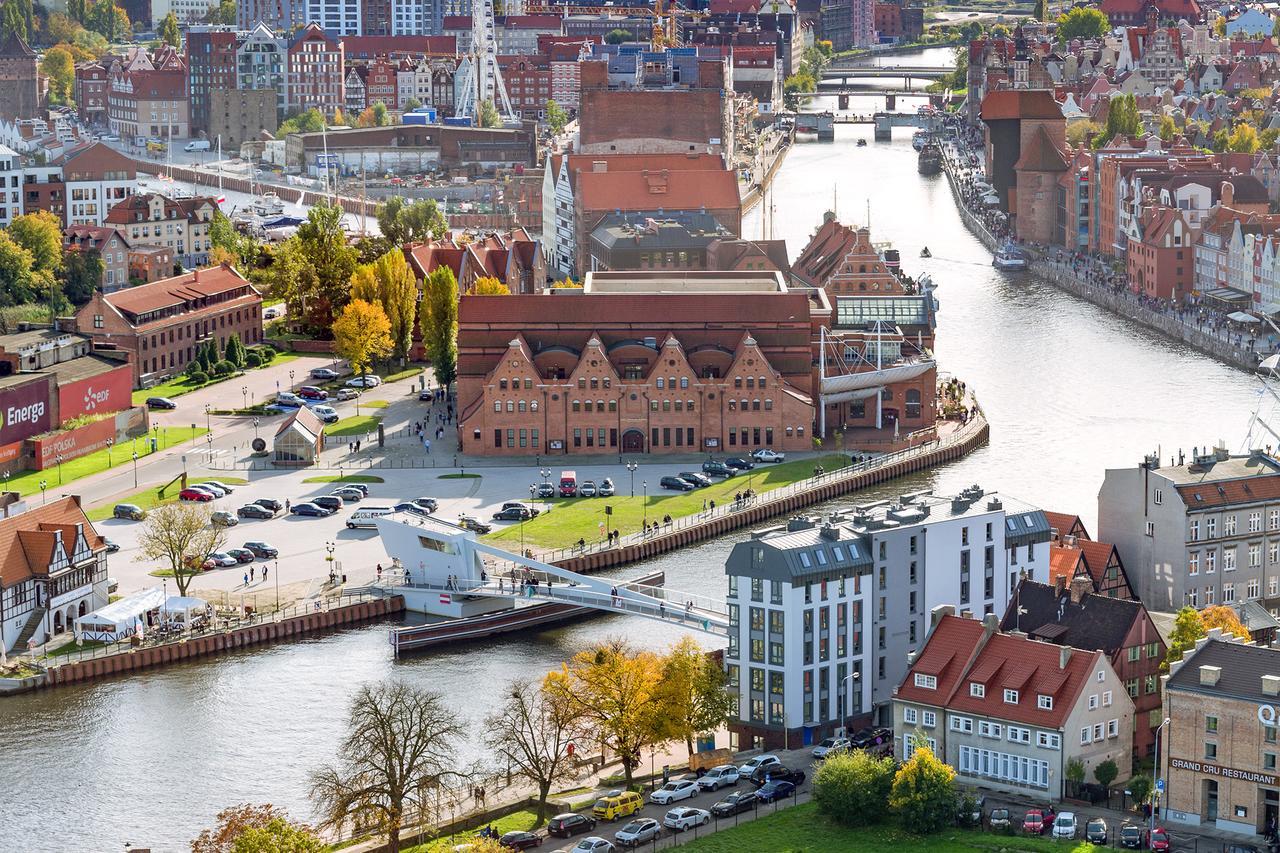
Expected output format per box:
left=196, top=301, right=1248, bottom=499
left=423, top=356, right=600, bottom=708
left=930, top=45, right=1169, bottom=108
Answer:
left=421, top=265, right=458, bottom=388
left=1159, top=115, right=1177, bottom=141
left=1095, top=93, right=1140, bottom=148
left=375, top=197, right=447, bottom=245
left=404, top=96, right=422, bottom=111
left=1263, top=128, right=1280, bottom=149
left=371, top=101, right=389, bottom=126
left=276, top=108, right=326, bottom=138
left=86, top=0, right=129, bottom=42
left=545, top=98, right=568, bottom=135
left=332, top=299, right=392, bottom=377
left=1129, top=774, right=1153, bottom=806
left=653, top=636, right=733, bottom=757
left=159, top=10, right=179, bottom=47
left=1033, top=0, right=1046, bottom=21
left=192, top=803, right=324, bottom=853
left=485, top=678, right=587, bottom=825
left=208, top=0, right=235, bottom=24
left=136, top=503, right=227, bottom=596
left=812, top=749, right=896, bottom=827
left=1095, top=758, right=1119, bottom=790
left=1229, top=123, right=1260, bottom=153
left=1, top=0, right=26, bottom=41
left=61, top=248, right=103, bottom=305
left=209, top=210, right=258, bottom=268
left=1066, top=757, right=1085, bottom=785
left=350, top=249, right=418, bottom=362
left=478, top=98, right=502, bottom=128
left=0, top=232, right=36, bottom=306
left=1213, top=127, right=1230, bottom=152
left=42, top=46, right=75, bottom=104
left=1057, top=7, right=1110, bottom=40
left=10, top=211, right=65, bottom=313
left=296, top=202, right=357, bottom=334
left=1164, top=605, right=1205, bottom=670
left=889, top=736, right=957, bottom=834
left=1067, top=119, right=1102, bottom=147
left=604, top=27, right=630, bottom=44
left=223, top=334, right=246, bottom=369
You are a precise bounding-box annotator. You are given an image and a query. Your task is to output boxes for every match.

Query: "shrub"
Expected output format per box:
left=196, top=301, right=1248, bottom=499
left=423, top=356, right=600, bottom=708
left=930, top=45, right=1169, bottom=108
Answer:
left=187, top=370, right=208, bottom=384
left=244, top=351, right=262, bottom=368
left=213, top=359, right=236, bottom=376
left=254, top=346, right=276, bottom=363
left=812, top=749, right=896, bottom=827
left=889, top=738, right=957, bottom=834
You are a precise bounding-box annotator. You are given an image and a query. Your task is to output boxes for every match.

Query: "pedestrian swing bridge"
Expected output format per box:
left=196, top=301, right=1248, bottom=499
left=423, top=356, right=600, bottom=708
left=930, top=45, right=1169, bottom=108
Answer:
left=372, top=511, right=731, bottom=636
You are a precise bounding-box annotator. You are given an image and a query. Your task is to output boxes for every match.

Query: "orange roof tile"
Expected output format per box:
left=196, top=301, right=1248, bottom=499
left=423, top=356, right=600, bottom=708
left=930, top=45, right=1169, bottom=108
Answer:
left=0, top=497, right=104, bottom=588
left=575, top=168, right=741, bottom=214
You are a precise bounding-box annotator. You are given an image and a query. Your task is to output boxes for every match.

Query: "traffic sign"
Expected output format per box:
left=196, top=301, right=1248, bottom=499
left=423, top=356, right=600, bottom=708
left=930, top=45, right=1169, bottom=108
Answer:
left=1155, top=778, right=1165, bottom=793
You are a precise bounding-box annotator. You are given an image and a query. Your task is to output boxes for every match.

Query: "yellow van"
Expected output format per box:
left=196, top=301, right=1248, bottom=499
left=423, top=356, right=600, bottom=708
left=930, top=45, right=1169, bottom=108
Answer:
left=592, top=790, right=643, bottom=821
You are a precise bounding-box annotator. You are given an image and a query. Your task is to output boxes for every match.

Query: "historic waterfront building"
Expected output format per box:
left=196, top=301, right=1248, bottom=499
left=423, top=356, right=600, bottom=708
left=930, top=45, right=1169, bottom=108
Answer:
left=722, top=487, right=1052, bottom=747
left=0, top=33, right=39, bottom=123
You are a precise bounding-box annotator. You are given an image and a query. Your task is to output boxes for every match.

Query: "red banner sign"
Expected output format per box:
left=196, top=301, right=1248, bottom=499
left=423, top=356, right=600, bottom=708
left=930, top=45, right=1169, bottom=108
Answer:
left=29, top=417, right=117, bottom=470
left=0, top=379, right=52, bottom=446
left=57, top=364, right=133, bottom=423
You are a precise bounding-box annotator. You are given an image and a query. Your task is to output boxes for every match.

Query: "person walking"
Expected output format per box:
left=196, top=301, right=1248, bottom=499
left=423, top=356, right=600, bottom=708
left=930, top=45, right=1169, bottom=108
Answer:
left=243, top=572, right=249, bottom=587
left=250, top=566, right=256, bottom=582
left=262, top=564, right=268, bottom=583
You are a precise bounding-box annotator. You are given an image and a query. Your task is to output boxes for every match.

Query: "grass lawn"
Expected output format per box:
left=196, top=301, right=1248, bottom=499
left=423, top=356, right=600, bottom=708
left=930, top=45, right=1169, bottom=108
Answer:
left=130, top=353, right=301, bottom=406
left=439, top=473, right=480, bottom=479
left=484, top=454, right=849, bottom=550
left=43, top=637, right=113, bottom=657
left=327, top=415, right=383, bottom=438
left=362, top=399, right=389, bottom=409
left=8, top=428, right=209, bottom=500
left=679, top=804, right=1093, bottom=853
left=302, top=474, right=386, bottom=484
left=401, top=809, right=539, bottom=853
left=84, top=477, right=245, bottom=521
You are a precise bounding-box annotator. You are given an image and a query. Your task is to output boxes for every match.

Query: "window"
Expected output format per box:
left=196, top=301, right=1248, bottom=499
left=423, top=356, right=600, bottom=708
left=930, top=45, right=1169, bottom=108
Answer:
left=1103, top=690, right=1113, bottom=707
left=1080, top=727, right=1092, bottom=745
left=1206, top=715, right=1219, bottom=734
left=1003, top=689, right=1019, bottom=704
left=1037, top=732, right=1061, bottom=750
left=1107, top=719, right=1119, bottom=738
left=1146, top=521, right=1155, bottom=536
left=1088, top=694, right=1099, bottom=710
left=950, top=715, right=973, bottom=733
left=970, top=682, right=985, bottom=698
left=1007, top=726, right=1031, bottom=744
left=904, top=707, right=918, bottom=725
left=1189, top=552, right=1199, bottom=575
left=1037, top=694, right=1053, bottom=710
left=1206, top=741, right=1218, bottom=760
left=1154, top=489, right=1164, bottom=505
left=978, top=721, right=1003, bottom=739
left=915, top=673, right=936, bottom=690
left=921, top=710, right=936, bottom=728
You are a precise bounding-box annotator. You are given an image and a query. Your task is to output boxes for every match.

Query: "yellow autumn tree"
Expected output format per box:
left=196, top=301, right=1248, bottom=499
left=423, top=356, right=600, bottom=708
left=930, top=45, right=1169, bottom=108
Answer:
left=332, top=299, right=392, bottom=378
left=471, top=276, right=510, bottom=295
left=1200, top=604, right=1250, bottom=639
left=351, top=250, right=418, bottom=362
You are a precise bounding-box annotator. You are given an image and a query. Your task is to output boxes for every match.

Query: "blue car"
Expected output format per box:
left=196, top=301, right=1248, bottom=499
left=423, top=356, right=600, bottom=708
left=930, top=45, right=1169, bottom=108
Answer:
left=291, top=502, right=332, bottom=517
left=755, top=780, right=796, bottom=803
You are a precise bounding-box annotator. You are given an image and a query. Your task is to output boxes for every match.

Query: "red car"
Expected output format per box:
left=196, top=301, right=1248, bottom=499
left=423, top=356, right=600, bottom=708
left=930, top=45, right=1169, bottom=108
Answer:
left=1148, top=828, right=1172, bottom=852
left=297, top=385, right=328, bottom=400
left=1023, top=809, right=1055, bottom=835
left=179, top=488, right=214, bottom=501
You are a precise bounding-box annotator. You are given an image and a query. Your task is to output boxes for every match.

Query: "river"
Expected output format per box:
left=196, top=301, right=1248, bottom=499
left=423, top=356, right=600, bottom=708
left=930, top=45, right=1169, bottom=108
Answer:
left=0, top=47, right=1266, bottom=851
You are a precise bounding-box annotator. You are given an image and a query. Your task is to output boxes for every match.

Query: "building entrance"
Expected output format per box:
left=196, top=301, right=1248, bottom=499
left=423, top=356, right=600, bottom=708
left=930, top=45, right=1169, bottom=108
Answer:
left=621, top=430, right=645, bottom=453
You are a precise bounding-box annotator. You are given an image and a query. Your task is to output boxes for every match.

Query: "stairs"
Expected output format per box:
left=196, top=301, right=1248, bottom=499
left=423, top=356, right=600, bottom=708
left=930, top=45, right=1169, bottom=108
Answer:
left=13, top=606, right=46, bottom=651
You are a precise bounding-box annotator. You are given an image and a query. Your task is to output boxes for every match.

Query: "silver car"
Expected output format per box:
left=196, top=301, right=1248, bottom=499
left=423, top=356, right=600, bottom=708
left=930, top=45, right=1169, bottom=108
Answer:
left=696, top=765, right=739, bottom=790
left=613, top=818, right=660, bottom=848
left=598, top=478, right=616, bottom=497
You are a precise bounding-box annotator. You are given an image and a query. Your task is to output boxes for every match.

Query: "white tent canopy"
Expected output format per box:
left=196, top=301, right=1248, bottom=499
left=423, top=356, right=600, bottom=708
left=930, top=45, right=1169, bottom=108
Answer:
left=1228, top=311, right=1260, bottom=324
left=75, top=587, right=208, bottom=642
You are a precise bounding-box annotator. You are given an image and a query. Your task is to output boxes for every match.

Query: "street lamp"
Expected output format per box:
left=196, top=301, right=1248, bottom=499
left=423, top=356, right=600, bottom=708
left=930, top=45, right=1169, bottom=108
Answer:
left=204, top=403, right=211, bottom=433
left=39, top=479, right=47, bottom=505
left=56, top=454, right=63, bottom=485
left=325, top=541, right=336, bottom=583
left=642, top=480, right=647, bottom=533
left=132, top=451, right=139, bottom=488
left=1151, top=716, right=1171, bottom=831
left=626, top=460, right=638, bottom=497
left=274, top=559, right=280, bottom=612
left=206, top=434, right=213, bottom=462
left=839, top=671, right=862, bottom=725
left=253, top=418, right=260, bottom=439
left=106, top=437, right=113, bottom=466
left=289, top=370, right=295, bottom=390
left=241, top=385, right=249, bottom=410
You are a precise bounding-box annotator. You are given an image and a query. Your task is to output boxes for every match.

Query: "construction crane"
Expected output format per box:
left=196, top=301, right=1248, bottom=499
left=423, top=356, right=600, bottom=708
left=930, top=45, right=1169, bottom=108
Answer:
left=454, top=0, right=518, bottom=125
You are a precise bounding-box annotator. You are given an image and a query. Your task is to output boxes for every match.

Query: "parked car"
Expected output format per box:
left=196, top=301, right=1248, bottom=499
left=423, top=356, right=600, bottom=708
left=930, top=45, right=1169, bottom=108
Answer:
left=751, top=448, right=786, bottom=463
left=701, top=460, right=736, bottom=478
left=1085, top=818, right=1108, bottom=844
left=276, top=392, right=305, bottom=407
left=291, top=502, right=332, bottom=517
left=243, top=541, right=278, bottom=558
left=710, top=790, right=759, bottom=817
left=578, top=480, right=598, bottom=498
left=208, top=552, right=239, bottom=568
left=613, top=818, right=660, bottom=848
left=567, top=838, right=614, bottom=853
left=254, top=498, right=284, bottom=512
left=311, top=405, right=340, bottom=424
left=180, top=488, right=214, bottom=502
left=547, top=813, right=597, bottom=839
left=1023, top=810, right=1055, bottom=836
left=498, top=830, right=542, bottom=849
left=1119, top=824, right=1144, bottom=849
left=678, top=472, right=712, bottom=488
left=1148, top=828, right=1172, bottom=852
left=298, top=385, right=329, bottom=400
left=237, top=503, right=275, bottom=520
left=493, top=505, right=534, bottom=521
left=662, top=807, right=709, bottom=832
left=193, top=482, right=228, bottom=497
left=210, top=510, right=239, bottom=527
left=593, top=791, right=643, bottom=822
left=535, top=483, right=556, bottom=499
left=501, top=501, right=540, bottom=516
left=146, top=396, right=177, bottom=410
left=598, top=478, right=615, bottom=497
left=330, top=487, right=364, bottom=502
left=1052, top=812, right=1078, bottom=840
left=341, top=483, right=370, bottom=497
left=660, top=475, right=695, bottom=491
left=312, top=496, right=343, bottom=513
left=226, top=547, right=255, bottom=564
left=850, top=727, right=893, bottom=750
left=989, top=808, right=1012, bottom=831
left=310, top=367, right=340, bottom=380
left=696, top=765, right=739, bottom=791
left=204, top=480, right=236, bottom=494
left=725, top=457, right=755, bottom=470
left=755, top=780, right=796, bottom=803
left=335, top=388, right=360, bottom=401
left=457, top=515, right=493, bottom=534
left=113, top=503, right=146, bottom=520
left=738, top=754, right=781, bottom=777
left=749, top=766, right=804, bottom=787
left=410, top=497, right=439, bottom=513
left=812, top=737, right=851, bottom=760
left=649, top=779, right=698, bottom=804
left=103, top=537, right=120, bottom=553
left=346, top=374, right=382, bottom=388
left=107, top=577, right=119, bottom=593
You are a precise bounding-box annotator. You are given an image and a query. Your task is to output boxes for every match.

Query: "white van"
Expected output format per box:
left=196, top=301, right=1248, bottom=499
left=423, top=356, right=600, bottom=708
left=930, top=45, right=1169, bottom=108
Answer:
left=184, top=139, right=211, bottom=152
left=346, top=505, right=395, bottom=528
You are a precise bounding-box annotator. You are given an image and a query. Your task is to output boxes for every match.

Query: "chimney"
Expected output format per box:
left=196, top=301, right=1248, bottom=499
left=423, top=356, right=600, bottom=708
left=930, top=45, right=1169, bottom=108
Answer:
left=1199, top=664, right=1222, bottom=686
left=1059, top=646, right=1072, bottom=669
left=1069, top=575, right=1092, bottom=604
left=982, top=612, right=1000, bottom=633
left=193, top=267, right=200, bottom=282
left=1263, top=675, right=1280, bottom=697
left=931, top=603, right=956, bottom=627
left=1222, top=180, right=1235, bottom=207
left=1054, top=573, right=1067, bottom=597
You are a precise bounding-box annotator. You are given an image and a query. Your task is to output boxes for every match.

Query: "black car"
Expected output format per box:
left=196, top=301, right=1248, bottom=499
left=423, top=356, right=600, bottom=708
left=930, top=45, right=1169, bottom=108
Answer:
left=547, top=813, right=597, bottom=838
left=292, top=502, right=332, bottom=517
left=103, top=537, right=120, bottom=554
left=850, top=727, right=893, bottom=749
left=678, top=472, right=712, bottom=488
left=710, top=790, right=759, bottom=817
left=660, top=476, right=695, bottom=491
left=535, top=483, right=556, bottom=499
left=493, top=505, right=534, bottom=521
left=237, top=503, right=275, bottom=519
left=243, top=541, right=278, bottom=558
left=725, top=457, right=755, bottom=470
left=226, top=547, right=256, bottom=564
left=112, top=503, right=146, bottom=520
left=1085, top=818, right=1108, bottom=845
left=1119, top=824, right=1143, bottom=849
left=755, top=780, right=796, bottom=803
left=312, top=496, right=343, bottom=513
left=146, top=396, right=177, bottom=410
left=701, top=460, right=736, bottom=478
left=254, top=498, right=285, bottom=512
left=750, top=765, right=804, bottom=786
left=498, top=830, right=542, bottom=849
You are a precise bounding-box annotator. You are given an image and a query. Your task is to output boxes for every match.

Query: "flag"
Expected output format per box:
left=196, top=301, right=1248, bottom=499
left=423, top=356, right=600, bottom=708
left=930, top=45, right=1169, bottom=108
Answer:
left=215, top=194, right=225, bottom=205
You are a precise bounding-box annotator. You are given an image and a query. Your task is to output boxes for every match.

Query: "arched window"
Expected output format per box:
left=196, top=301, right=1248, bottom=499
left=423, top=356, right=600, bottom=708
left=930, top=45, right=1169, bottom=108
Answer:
left=728, top=400, right=737, bottom=411
left=493, top=401, right=501, bottom=412
left=679, top=377, right=689, bottom=388
left=518, top=400, right=527, bottom=412
left=746, top=377, right=755, bottom=388
left=759, top=377, right=767, bottom=388
left=572, top=400, right=581, bottom=412
left=656, top=378, right=665, bottom=389
left=764, top=399, right=773, bottom=411
left=752, top=399, right=761, bottom=411
left=506, top=400, right=514, bottom=412
left=530, top=400, right=539, bottom=412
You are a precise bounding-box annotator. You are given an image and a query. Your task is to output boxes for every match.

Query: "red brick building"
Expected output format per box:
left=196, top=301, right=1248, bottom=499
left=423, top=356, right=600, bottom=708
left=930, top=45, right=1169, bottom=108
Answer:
left=287, top=24, right=345, bottom=114
left=365, top=57, right=398, bottom=108
left=1125, top=204, right=1195, bottom=303
left=73, top=264, right=264, bottom=386
left=874, top=3, right=902, bottom=38
left=456, top=271, right=817, bottom=456
left=406, top=228, right=545, bottom=294
left=75, top=62, right=110, bottom=127
left=499, top=54, right=552, bottom=121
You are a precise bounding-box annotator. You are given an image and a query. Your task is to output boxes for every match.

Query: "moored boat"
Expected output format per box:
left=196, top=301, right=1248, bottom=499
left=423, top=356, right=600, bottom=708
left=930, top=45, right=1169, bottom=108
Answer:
left=993, top=242, right=1028, bottom=271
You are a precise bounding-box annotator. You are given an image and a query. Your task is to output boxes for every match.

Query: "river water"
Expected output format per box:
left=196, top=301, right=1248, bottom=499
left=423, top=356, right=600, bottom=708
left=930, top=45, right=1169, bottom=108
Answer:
left=0, top=48, right=1266, bottom=851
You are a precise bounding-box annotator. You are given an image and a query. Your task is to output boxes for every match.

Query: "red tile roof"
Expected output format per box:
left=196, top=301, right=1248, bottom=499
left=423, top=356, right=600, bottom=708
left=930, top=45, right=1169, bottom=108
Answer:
left=575, top=168, right=741, bottom=214
left=894, top=616, right=986, bottom=706
left=1048, top=545, right=1086, bottom=586
left=1044, top=511, right=1089, bottom=540
left=104, top=264, right=254, bottom=318
left=981, top=89, right=1064, bottom=121
left=1176, top=474, right=1280, bottom=509
left=0, top=497, right=104, bottom=588
left=1014, top=124, right=1069, bottom=172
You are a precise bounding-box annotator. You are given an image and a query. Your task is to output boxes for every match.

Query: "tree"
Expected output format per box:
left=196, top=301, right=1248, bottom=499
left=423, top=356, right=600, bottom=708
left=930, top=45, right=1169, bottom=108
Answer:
left=372, top=101, right=389, bottom=126
left=1056, top=7, right=1109, bottom=40
left=159, top=10, right=179, bottom=47
left=207, top=0, right=235, bottom=25
left=421, top=265, right=458, bottom=389
left=1033, top=0, right=1045, bottom=21
left=223, top=334, right=246, bottom=369
left=0, top=232, right=36, bottom=306
left=1159, top=115, right=1177, bottom=142
left=478, top=98, right=502, bottom=128
left=136, top=503, right=228, bottom=597
left=61, top=248, right=103, bottom=305
left=1094, top=758, right=1119, bottom=790
left=1212, top=127, right=1230, bottom=152
left=350, top=249, right=417, bottom=362
left=812, top=749, right=896, bottom=828
left=654, top=636, right=733, bottom=757
left=191, top=803, right=323, bottom=853
left=375, top=197, right=447, bottom=245
left=333, top=299, right=392, bottom=377
left=47, top=11, right=81, bottom=42
left=1229, top=123, right=1261, bottom=153
left=888, top=736, right=956, bottom=834
left=544, top=638, right=665, bottom=788
left=470, top=276, right=510, bottom=295
left=486, top=678, right=586, bottom=825
left=296, top=202, right=357, bottom=334
left=1065, top=757, right=1085, bottom=784
left=42, top=46, right=75, bottom=104
left=1067, top=119, right=1102, bottom=147
left=356, top=106, right=378, bottom=128
left=1201, top=604, right=1250, bottom=639
left=276, top=108, right=326, bottom=138
left=1, top=0, right=26, bottom=41
left=1164, top=606, right=1206, bottom=670
left=309, top=682, right=466, bottom=853
left=404, top=96, right=422, bottom=111
left=210, top=210, right=258, bottom=269
left=604, top=27, right=631, bottom=44
left=545, top=98, right=568, bottom=135
left=86, top=0, right=129, bottom=42
left=1129, top=773, right=1153, bottom=806
left=1263, top=128, right=1280, bottom=150
left=9, top=211, right=64, bottom=313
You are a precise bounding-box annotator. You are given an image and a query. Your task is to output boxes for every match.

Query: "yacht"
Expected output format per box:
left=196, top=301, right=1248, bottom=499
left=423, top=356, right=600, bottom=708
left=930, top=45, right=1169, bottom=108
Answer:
left=992, top=242, right=1028, bottom=271
left=251, top=192, right=285, bottom=217
left=912, top=131, right=928, bottom=151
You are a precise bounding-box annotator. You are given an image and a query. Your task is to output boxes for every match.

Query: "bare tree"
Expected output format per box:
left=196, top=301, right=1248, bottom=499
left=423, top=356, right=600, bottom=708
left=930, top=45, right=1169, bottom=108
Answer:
left=486, top=678, right=587, bottom=825
left=136, top=502, right=227, bottom=596
left=310, top=682, right=466, bottom=853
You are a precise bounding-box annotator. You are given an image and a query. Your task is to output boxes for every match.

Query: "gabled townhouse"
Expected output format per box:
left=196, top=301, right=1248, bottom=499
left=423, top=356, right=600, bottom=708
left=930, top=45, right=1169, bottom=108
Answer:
left=104, top=192, right=217, bottom=270
left=287, top=24, right=345, bottom=114
left=894, top=608, right=1135, bottom=800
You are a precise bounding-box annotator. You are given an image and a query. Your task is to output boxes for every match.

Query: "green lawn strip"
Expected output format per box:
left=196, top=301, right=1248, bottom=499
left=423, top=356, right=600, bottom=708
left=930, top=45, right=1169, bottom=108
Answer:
left=362, top=399, right=389, bottom=408
left=326, top=415, right=383, bottom=438
left=42, top=637, right=114, bottom=657
left=401, top=809, right=539, bottom=852
left=129, top=353, right=301, bottom=406
left=302, top=474, right=386, bottom=484
left=484, top=454, right=849, bottom=550
left=678, top=804, right=1093, bottom=853
left=439, top=473, right=480, bottom=479
left=8, top=428, right=210, bottom=499
left=86, top=487, right=178, bottom=521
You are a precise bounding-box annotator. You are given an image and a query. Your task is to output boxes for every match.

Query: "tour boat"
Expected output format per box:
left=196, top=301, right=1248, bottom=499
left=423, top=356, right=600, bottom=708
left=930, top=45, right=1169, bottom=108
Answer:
left=251, top=193, right=285, bottom=217
left=917, top=142, right=942, bottom=176
left=992, top=243, right=1028, bottom=271
left=912, top=131, right=928, bottom=151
